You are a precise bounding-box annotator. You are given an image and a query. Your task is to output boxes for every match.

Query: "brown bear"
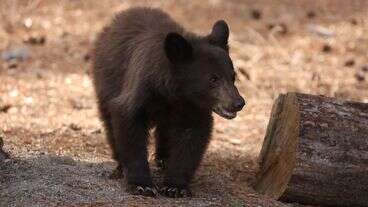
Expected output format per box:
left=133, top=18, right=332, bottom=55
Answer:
left=92, top=7, right=245, bottom=198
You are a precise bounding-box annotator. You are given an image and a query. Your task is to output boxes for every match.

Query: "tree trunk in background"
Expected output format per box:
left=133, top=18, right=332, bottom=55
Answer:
left=255, top=93, right=368, bottom=207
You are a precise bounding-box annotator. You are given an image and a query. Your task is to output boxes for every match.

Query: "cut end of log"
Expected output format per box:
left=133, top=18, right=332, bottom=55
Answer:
left=255, top=92, right=368, bottom=206
left=254, top=93, right=300, bottom=198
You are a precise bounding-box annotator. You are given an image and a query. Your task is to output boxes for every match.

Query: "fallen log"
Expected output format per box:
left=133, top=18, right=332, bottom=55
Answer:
left=255, top=93, right=368, bottom=207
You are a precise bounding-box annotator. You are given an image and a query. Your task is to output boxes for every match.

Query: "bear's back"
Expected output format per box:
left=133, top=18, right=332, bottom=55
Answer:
left=92, top=7, right=183, bottom=105
left=111, top=7, right=183, bottom=35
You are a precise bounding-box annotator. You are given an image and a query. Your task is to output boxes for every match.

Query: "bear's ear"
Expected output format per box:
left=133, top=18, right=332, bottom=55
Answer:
left=164, top=32, right=193, bottom=63
left=208, top=20, right=229, bottom=50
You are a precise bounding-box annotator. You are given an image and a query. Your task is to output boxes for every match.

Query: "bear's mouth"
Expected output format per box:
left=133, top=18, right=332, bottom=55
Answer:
left=213, top=107, right=237, bottom=119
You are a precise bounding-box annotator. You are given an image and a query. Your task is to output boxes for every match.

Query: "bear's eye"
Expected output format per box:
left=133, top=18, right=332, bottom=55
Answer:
left=210, top=75, right=219, bottom=84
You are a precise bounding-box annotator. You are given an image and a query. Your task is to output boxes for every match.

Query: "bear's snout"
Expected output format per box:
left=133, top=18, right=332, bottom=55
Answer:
left=212, top=83, right=246, bottom=119
left=231, top=96, right=246, bottom=112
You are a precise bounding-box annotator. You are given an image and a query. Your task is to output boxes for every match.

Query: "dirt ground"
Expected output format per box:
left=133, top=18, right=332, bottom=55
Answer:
left=0, top=0, right=367, bottom=206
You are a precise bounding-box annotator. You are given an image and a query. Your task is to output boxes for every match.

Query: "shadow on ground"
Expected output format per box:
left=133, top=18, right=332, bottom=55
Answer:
left=0, top=152, right=287, bottom=207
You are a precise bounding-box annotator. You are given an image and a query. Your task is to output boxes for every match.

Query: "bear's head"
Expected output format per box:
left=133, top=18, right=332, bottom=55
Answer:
left=164, top=20, right=246, bottom=119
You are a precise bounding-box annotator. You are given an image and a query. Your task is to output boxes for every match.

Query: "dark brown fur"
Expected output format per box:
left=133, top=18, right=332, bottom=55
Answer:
left=92, top=7, right=245, bottom=198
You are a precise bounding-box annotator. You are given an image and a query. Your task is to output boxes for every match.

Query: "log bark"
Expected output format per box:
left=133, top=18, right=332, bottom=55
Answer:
left=255, top=93, right=368, bottom=207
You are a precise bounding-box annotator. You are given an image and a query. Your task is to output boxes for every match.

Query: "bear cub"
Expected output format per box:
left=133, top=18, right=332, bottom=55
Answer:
left=92, top=7, right=245, bottom=198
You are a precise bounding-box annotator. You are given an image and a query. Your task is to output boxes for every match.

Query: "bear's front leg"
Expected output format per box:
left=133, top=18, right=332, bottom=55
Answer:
left=154, top=126, right=171, bottom=170
left=111, top=110, right=158, bottom=197
left=160, top=114, right=213, bottom=198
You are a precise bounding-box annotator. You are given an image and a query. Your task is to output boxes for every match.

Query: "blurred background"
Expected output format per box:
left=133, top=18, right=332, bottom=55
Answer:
left=1, top=0, right=367, bottom=206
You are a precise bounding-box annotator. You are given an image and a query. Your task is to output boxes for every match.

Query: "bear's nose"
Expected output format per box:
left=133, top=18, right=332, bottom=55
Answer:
left=232, top=98, right=245, bottom=111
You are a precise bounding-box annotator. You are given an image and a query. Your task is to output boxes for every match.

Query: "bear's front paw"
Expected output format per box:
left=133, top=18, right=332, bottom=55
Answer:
left=160, top=185, right=192, bottom=198
left=127, top=184, right=158, bottom=197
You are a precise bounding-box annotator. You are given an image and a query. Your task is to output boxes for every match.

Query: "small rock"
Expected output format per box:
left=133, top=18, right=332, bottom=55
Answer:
left=307, top=24, right=335, bottom=38
left=6, top=59, right=18, bottom=69
left=69, top=99, right=92, bottom=110
left=91, top=129, right=102, bottom=134
left=350, top=18, right=358, bottom=25
left=1, top=47, right=30, bottom=62
left=23, top=18, right=33, bottom=28
left=276, top=23, right=288, bottom=35
left=0, top=104, right=12, bottom=113
left=306, top=10, right=316, bottom=19
left=69, top=123, right=82, bottom=131
left=250, top=9, right=262, bottom=20
left=268, top=23, right=288, bottom=35
left=23, top=34, right=46, bottom=45
left=361, top=65, right=368, bottom=72
left=322, top=44, right=332, bottom=53
left=355, top=72, right=365, bottom=82
left=84, top=53, right=91, bottom=62
left=267, top=23, right=275, bottom=30
left=344, top=59, right=355, bottom=67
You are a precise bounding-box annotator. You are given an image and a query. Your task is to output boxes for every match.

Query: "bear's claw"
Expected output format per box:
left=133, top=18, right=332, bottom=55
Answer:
left=160, top=186, right=192, bottom=198
left=128, top=184, right=158, bottom=197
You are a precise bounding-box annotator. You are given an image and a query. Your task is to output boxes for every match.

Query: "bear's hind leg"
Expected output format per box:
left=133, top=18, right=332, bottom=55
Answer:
left=98, top=105, right=124, bottom=179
